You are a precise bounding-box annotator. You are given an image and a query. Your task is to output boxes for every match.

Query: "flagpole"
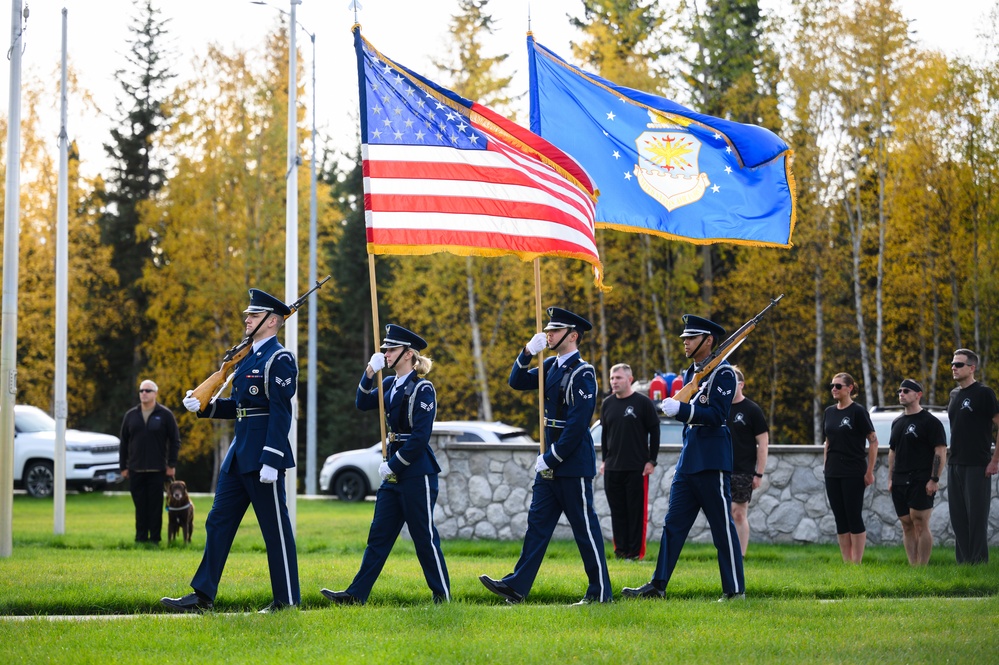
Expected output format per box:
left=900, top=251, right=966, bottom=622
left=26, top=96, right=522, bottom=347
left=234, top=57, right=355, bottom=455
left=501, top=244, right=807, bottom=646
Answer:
left=367, top=254, right=391, bottom=477
left=533, top=259, right=545, bottom=457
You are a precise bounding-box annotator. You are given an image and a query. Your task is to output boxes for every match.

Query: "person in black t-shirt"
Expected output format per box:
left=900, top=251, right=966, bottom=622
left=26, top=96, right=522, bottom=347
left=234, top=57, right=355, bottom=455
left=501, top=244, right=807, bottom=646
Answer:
left=728, top=366, right=769, bottom=556
left=947, top=348, right=999, bottom=564
left=823, top=372, right=878, bottom=564
left=599, top=363, right=661, bottom=560
left=887, top=379, right=947, bottom=565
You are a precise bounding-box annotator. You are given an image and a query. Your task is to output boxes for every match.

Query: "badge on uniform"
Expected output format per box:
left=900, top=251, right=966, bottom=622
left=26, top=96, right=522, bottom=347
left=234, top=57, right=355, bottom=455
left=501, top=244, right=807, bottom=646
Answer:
left=249, top=385, right=259, bottom=395
left=699, top=394, right=708, bottom=404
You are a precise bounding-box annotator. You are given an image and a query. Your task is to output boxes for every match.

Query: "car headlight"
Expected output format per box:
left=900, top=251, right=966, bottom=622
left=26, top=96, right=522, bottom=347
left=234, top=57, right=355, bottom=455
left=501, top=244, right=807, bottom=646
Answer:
left=66, top=444, right=91, bottom=452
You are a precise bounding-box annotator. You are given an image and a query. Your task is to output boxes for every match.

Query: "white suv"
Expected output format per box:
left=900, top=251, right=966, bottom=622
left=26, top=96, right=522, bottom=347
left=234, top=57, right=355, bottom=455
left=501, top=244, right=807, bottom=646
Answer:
left=13, top=405, right=122, bottom=498
left=319, top=421, right=536, bottom=501
left=868, top=405, right=950, bottom=448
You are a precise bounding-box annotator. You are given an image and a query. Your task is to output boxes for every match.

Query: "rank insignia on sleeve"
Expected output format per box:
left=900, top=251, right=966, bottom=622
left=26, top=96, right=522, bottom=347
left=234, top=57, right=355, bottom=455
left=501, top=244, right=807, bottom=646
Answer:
left=275, top=377, right=292, bottom=387
left=420, top=401, right=434, bottom=411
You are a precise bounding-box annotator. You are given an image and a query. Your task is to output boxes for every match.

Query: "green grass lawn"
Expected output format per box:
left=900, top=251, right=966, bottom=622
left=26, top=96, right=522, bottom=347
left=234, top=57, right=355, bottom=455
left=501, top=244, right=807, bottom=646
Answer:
left=2, top=493, right=998, bottom=664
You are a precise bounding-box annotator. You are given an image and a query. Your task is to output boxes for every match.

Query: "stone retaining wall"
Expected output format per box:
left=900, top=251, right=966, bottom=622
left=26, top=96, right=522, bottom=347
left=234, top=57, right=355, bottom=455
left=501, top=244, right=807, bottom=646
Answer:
left=427, top=439, right=999, bottom=548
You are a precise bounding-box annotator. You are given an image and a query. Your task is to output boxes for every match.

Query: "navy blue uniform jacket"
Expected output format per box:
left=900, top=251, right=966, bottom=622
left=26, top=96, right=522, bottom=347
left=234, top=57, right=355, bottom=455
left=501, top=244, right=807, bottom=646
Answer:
left=357, top=371, right=441, bottom=479
left=509, top=349, right=597, bottom=478
left=674, top=360, right=737, bottom=474
left=199, top=336, right=298, bottom=472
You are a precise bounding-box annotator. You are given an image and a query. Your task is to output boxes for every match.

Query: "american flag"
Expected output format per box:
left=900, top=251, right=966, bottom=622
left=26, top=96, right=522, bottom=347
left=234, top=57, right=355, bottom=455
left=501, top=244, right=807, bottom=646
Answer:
left=353, top=29, right=603, bottom=284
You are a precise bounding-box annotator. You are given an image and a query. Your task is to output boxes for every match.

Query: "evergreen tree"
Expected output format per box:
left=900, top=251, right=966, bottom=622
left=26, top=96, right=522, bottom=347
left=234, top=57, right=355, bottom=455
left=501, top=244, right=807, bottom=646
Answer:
left=97, top=0, right=174, bottom=425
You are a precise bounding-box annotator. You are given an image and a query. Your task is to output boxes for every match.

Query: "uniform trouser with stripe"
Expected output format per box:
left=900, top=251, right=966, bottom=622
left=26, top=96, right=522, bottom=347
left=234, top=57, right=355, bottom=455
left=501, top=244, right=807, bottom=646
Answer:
left=191, top=461, right=300, bottom=605
left=652, top=470, right=744, bottom=595
left=130, top=470, right=165, bottom=542
left=948, top=464, right=991, bottom=564
left=502, top=475, right=612, bottom=602
left=604, top=469, right=649, bottom=559
left=347, top=474, right=450, bottom=603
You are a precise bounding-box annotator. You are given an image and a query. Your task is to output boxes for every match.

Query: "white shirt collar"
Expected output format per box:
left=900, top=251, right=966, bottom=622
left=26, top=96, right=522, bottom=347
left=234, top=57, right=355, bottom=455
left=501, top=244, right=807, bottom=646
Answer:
left=252, top=334, right=276, bottom=353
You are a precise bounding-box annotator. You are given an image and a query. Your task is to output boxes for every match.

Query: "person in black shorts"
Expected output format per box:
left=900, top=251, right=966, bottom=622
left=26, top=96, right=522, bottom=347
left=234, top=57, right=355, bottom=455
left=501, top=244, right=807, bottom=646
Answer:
left=887, top=379, right=947, bottom=565
left=728, top=366, right=769, bottom=556
left=823, top=372, right=879, bottom=564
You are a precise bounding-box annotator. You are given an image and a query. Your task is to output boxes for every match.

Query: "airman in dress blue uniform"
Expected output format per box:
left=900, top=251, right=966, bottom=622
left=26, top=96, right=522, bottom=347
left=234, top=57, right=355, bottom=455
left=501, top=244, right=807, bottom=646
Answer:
left=480, top=307, right=612, bottom=605
left=321, top=325, right=450, bottom=605
left=162, top=288, right=300, bottom=614
left=623, top=314, right=745, bottom=601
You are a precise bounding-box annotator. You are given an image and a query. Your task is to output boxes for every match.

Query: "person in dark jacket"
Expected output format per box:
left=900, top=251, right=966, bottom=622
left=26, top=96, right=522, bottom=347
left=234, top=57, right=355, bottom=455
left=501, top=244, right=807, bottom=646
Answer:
left=321, top=324, right=450, bottom=605
left=119, top=379, right=181, bottom=544
left=162, top=288, right=300, bottom=614
left=479, top=306, right=612, bottom=605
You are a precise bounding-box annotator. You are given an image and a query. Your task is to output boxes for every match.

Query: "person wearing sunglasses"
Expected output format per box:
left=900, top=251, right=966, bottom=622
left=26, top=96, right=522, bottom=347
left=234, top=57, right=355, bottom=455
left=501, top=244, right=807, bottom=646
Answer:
left=887, top=379, right=947, bottom=565
left=118, top=380, right=181, bottom=545
left=822, top=372, right=878, bottom=564
left=947, top=349, right=999, bottom=564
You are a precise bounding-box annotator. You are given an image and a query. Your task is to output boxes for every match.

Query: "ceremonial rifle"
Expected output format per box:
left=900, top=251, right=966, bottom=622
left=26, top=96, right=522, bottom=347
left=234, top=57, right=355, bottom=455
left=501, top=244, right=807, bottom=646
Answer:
left=674, top=294, right=784, bottom=403
left=189, top=276, right=331, bottom=410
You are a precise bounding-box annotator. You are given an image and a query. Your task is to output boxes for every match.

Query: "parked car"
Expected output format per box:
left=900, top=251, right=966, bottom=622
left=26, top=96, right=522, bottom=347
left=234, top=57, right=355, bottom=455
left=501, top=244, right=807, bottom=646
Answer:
left=13, top=405, right=121, bottom=498
left=319, top=421, right=536, bottom=501
left=868, top=405, right=950, bottom=448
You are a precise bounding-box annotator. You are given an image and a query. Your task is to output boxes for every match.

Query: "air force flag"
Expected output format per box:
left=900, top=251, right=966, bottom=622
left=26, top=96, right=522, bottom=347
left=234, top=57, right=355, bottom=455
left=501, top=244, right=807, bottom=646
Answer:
left=528, top=36, right=796, bottom=248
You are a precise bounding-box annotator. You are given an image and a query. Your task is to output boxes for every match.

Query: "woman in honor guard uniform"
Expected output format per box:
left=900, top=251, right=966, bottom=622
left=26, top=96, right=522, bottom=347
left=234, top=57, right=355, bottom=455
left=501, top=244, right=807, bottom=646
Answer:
left=479, top=307, right=612, bottom=605
left=162, top=288, right=300, bottom=614
left=322, top=325, right=450, bottom=605
left=623, top=314, right=745, bottom=601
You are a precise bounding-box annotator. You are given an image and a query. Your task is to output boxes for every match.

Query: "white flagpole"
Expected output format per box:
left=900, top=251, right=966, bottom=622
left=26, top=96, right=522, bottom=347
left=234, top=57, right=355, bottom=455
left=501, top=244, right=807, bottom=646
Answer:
left=54, top=6, right=69, bottom=535
left=0, top=0, right=26, bottom=558
left=284, top=0, right=301, bottom=529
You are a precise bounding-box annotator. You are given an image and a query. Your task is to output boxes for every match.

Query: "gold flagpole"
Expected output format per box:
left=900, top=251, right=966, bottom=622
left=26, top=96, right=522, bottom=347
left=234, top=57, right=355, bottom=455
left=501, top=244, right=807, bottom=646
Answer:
left=533, top=259, right=546, bottom=457
left=367, top=254, right=390, bottom=467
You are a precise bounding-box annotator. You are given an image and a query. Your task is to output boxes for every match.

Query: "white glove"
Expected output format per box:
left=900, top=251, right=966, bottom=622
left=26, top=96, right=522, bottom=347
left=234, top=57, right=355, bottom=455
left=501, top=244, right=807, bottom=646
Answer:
left=525, top=332, right=547, bottom=355
left=368, top=352, right=386, bottom=373
left=259, top=464, right=278, bottom=484
left=535, top=454, right=550, bottom=473
left=378, top=461, right=392, bottom=480
left=662, top=397, right=680, bottom=417
left=182, top=390, right=201, bottom=413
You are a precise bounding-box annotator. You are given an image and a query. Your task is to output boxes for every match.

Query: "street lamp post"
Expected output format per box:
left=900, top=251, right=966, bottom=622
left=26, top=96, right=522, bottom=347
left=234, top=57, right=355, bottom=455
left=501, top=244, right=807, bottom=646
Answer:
left=251, top=0, right=320, bottom=511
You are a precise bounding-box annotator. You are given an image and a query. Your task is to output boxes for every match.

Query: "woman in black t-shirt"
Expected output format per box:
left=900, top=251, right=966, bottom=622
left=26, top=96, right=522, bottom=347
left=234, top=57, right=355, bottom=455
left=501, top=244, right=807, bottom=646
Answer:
left=822, top=372, right=879, bottom=564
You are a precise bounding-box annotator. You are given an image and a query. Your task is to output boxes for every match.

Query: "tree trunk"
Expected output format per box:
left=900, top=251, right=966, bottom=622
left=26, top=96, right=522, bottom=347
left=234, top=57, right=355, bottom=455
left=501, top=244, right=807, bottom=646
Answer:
left=700, top=245, right=714, bottom=309
left=466, top=256, right=492, bottom=420
left=846, top=146, right=873, bottom=410
left=814, top=258, right=825, bottom=445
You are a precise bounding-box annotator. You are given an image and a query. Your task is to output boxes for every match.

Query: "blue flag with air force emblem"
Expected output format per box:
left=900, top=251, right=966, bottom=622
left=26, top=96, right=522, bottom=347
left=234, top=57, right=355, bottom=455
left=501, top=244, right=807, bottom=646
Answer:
left=527, top=37, right=796, bottom=248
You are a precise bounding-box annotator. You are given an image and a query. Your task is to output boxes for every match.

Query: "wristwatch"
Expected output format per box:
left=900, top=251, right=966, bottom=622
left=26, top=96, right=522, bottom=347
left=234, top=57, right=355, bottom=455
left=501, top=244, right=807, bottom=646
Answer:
left=930, top=476, right=940, bottom=483
left=753, top=472, right=763, bottom=478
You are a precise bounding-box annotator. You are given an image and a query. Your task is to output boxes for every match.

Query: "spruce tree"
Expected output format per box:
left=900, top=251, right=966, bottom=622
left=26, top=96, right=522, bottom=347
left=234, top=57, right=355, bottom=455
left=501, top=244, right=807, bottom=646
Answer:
left=97, top=0, right=174, bottom=422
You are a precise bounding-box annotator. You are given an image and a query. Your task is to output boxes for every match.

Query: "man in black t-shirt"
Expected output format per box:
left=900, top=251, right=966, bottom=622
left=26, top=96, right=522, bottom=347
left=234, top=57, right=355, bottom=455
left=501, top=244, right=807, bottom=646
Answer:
left=728, top=366, right=769, bottom=556
left=887, top=379, right=947, bottom=565
left=600, top=363, right=661, bottom=560
left=947, top=349, right=999, bottom=564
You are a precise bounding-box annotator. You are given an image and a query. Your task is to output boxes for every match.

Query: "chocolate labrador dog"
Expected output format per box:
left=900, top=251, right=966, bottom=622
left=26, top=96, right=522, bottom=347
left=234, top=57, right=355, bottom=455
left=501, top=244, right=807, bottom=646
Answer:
left=166, top=480, right=194, bottom=544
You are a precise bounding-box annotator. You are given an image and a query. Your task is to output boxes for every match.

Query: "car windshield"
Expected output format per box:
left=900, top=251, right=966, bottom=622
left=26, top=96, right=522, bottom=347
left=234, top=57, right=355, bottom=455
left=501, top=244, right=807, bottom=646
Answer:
left=15, top=407, right=56, bottom=433
left=592, top=420, right=684, bottom=446
left=497, top=430, right=534, bottom=444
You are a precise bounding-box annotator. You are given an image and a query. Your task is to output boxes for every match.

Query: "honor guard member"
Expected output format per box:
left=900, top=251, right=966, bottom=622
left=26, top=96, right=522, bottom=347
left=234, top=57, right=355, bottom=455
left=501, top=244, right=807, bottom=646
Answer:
left=322, top=325, right=450, bottom=605
left=480, top=307, right=613, bottom=605
left=623, top=315, right=745, bottom=601
left=162, top=288, right=300, bottom=614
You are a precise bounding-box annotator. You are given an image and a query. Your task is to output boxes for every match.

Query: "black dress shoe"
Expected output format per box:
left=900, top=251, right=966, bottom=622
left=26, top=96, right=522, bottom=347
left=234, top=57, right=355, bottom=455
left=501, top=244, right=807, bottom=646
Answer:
left=621, top=583, right=665, bottom=599
left=160, top=592, right=213, bottom=613
left=478, top=575, right=524, bottom=604
left=258, top=601, right=297, bottom=614
left=320, top=588, right=363, bottom=605
left=432, top=594, right=449, bottom=604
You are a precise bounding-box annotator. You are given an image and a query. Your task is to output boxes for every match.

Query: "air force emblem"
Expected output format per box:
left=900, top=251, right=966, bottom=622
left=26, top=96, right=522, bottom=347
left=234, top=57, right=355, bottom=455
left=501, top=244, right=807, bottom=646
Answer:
left=634, top=110, right=710, bottom=212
